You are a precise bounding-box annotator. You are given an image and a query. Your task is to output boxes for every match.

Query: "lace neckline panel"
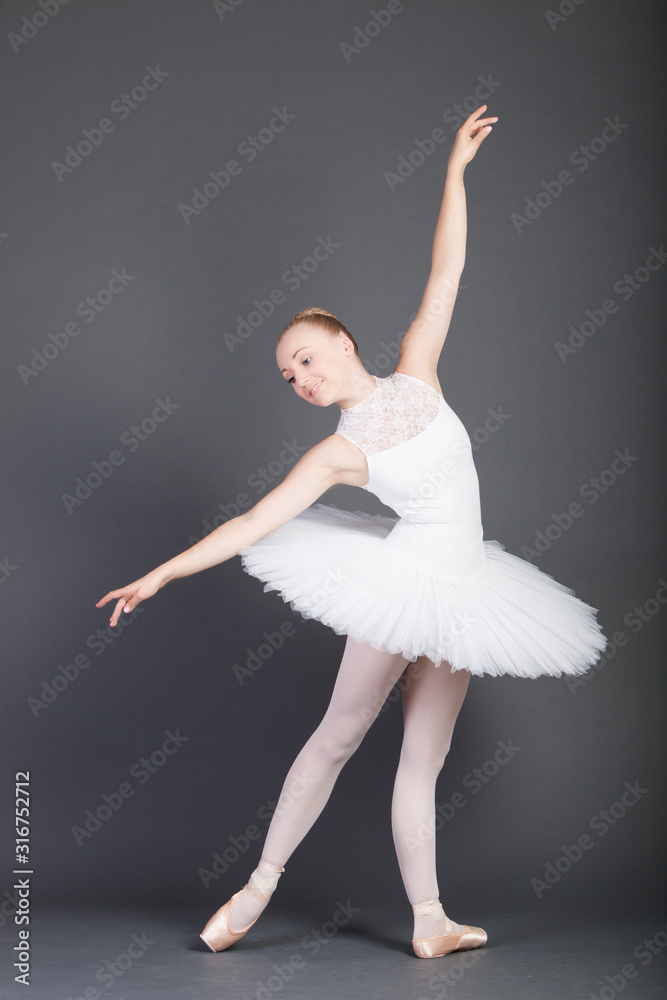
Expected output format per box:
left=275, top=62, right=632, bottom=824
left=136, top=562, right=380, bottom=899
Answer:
left=340, top=376, right=381, bottom=412
left=335, top=371, right=441, bottom=457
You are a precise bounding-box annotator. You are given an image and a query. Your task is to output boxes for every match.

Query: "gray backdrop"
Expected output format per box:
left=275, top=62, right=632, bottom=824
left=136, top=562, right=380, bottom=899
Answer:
left=1, top=0, right=664, bottom=931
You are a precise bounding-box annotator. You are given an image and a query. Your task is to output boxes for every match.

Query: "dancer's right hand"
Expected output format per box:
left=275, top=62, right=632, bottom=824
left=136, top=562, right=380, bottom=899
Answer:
left=95, top=568, right=167, bottom=627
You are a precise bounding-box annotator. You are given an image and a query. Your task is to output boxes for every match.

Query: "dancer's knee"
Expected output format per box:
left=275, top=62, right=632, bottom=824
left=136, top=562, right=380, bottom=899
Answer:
left=313, top=714, right=368, bottom=766
left=398, top=735, right=452, bottom=775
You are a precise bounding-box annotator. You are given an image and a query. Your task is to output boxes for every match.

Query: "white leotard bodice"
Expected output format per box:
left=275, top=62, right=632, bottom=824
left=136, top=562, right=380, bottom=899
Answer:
left=335, top=371, right=484, bottom=575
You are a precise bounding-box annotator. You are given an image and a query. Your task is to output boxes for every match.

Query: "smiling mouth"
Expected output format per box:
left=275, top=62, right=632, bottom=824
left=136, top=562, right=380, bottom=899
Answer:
left=308, top=380, right=323, bottom=398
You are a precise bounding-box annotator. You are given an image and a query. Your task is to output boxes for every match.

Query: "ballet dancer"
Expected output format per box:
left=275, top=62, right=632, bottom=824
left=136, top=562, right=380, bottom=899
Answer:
left=96, top=105, right=606, bottom=959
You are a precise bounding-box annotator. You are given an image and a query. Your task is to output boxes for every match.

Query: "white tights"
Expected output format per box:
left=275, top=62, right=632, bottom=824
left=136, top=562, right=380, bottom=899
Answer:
left=229, top=635, right=471, bottom=937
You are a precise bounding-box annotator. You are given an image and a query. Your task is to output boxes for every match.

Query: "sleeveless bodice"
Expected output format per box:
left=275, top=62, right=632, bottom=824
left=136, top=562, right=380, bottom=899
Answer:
left=335, top=371, right=484, bottom=575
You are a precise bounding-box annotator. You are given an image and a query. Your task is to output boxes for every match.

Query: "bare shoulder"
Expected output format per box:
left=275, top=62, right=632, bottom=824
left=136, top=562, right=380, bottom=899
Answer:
left=394, top=358, right=444, bottom=398
left=314, top=433, right=369, bottom=488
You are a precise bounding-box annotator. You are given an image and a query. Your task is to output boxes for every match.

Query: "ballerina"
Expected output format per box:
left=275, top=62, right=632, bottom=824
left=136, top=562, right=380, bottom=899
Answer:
left=96, top=105, right=606, bottom=959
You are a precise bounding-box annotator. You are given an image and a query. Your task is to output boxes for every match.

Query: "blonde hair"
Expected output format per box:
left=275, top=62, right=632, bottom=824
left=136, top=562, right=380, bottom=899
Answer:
left=278, top=307, right=360, bottom=357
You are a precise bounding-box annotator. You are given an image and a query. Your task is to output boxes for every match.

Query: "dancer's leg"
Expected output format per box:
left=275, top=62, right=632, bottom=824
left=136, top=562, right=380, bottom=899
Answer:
left=229, top=635, right=407, bottom=930
left=390, top=657, right=471, bottom=940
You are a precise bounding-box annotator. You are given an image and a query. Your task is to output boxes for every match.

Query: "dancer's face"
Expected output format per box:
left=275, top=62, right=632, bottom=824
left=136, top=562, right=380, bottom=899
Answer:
left=276, top=325, right=353, bottom=406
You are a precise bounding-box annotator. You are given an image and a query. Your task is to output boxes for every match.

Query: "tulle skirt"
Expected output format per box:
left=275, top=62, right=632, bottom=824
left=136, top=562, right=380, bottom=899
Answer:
left=238, top=504, right=607, bottom=678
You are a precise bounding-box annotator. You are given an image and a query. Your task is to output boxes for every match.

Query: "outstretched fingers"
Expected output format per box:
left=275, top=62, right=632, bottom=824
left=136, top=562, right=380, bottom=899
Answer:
left=467, top=104, right=498, bottom=125
left=96, top=589, right=135, bottom=626
left=467, top=104, right=498, bottom=137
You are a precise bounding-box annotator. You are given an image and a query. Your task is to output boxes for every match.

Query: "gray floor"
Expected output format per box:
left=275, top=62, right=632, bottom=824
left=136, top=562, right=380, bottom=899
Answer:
left=1, top=900, right=665, bottom=999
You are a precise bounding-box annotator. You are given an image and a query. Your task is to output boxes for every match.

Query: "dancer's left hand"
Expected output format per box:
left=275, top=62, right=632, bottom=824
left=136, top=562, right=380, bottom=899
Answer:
left=447, top=105, right=498, bottom=172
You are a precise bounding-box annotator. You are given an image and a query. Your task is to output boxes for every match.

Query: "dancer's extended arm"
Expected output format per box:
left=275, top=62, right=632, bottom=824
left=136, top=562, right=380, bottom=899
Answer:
left=96, top=434, right=357, bottom=626
left=398, top=104, right=497, bottom=379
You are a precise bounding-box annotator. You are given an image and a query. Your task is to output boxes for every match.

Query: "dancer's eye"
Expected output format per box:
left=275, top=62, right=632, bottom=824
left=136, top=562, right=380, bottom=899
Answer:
left=286, top=357, right=312, bottom=385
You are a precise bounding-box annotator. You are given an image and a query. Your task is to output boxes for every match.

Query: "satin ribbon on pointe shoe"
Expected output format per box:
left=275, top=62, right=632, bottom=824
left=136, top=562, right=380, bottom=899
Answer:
left=200, top=859, right=285, bottom=952
left=411, top=898, right=487, bottom=959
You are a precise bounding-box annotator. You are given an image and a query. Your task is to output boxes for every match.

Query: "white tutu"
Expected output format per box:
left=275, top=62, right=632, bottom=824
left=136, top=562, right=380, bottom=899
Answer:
left=239, top=503, right=607, bottom=679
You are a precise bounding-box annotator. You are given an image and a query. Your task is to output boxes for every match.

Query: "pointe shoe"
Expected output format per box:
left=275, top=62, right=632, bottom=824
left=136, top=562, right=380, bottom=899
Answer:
left=200, top=859, right=285, bottom=953
left=412, top=921, right=488, bottom=959
left=411, top=898, right=487, bottom=959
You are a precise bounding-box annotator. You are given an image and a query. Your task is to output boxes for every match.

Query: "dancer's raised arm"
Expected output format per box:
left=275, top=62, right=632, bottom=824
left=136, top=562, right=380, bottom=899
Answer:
left=398, top=105, right=497, bottom=381
left=96, top=434, right=357, bottom=627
